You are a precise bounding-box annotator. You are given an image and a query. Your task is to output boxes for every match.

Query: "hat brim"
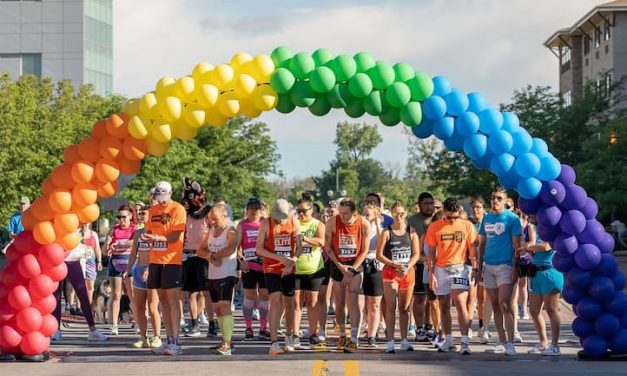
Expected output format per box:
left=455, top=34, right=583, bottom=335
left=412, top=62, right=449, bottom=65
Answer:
left=272, top=212, right=289, bottom=221
left=153, top=194, right=169, bottom=202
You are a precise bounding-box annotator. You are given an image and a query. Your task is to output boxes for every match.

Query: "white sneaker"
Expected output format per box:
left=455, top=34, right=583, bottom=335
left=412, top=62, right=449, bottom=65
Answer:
left=110, top=325, right=118, bottom=336
left=479, top=329, right=490, bottom=344
left=513, top=331, right=523, bottom=343
left=438, top=339, right=456, bottom=353
left=521, top=313, right=530, bottom=320
left=527, top=343, right=546, bottom=354
left=285, top=335, right=295, bottom=352
left=468, top=328, right=474, bottom=340
left=199, top=314, right=209, bottom=325
left=431, top=333, right=441, bottom=347
left=319, top=332, right=326, bottom=342
left=460, top=342, right=472, bottom=355
left=385, top=340, right=395, bottom=353
left=492, top=343, right=505, bottom=354
left=505, top=343, right=517, bottom=356
left=400, top=338, right=414, bottom=351
left=87, top=329, right=109, bottom=341
left=133, top=325, right=140, bottom=335
left=292, top=336, right=302, bottom=349
left=543, top=344, right=561, bottom=356
left=180, top=317, right=186, bottom=327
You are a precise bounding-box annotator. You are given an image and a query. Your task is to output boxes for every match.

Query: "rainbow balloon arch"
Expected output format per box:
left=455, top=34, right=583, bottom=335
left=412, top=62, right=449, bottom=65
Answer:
left=0, top=47, right=626, bottom=359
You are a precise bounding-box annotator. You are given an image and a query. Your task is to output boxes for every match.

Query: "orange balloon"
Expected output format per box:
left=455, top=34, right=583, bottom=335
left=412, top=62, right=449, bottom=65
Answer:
left=99, top=136, right=122, bottom=160
left=53, top=213, right=79, bottom=234
left=72, top=183, right=98, bottom=207
left=33, top=221, right=56, bottom=245
left=70, top=161, right=95, bottom=185
left=121, top=137, right=148, bottom=161
left=95, top=159, right=120, bottom=183
left=48, top=189, right=72, bottom=214
left=76, top=203, right=100, bottom=224
left=116, top=154, right=141, bottom=175
left=78, top=137, right=101, bottom=163
left=31, top=197, right=55, bottom=221
left=96, top=180, right=118, bottom=198
left=41, top=178, right=58, bottom=197
left=51, top=164, right=76, bottom=190
left=106, top=113, right=130, bottom=139
left=21, top=208, right=36, bottom=231
left=91, top=119, right=109, bottom=139
left=57, top=231, right=80, bottom=250
left=63, top=144, right=81, bottom=164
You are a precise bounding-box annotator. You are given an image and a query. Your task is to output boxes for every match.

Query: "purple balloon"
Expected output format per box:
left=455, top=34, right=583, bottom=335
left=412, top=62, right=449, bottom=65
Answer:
left=561, top=184, right=588, bottom=211
left=558, top=164, right=577, bottom=186
left=560, top=210, right=587, bottom=235
left=553, top=251, right=576, bottom=273
left=536, top=205, right=563, bottom=227
left=613, top=270, right=626, bottom=291
left=553, top=233, right=579, bottom=255
left=567, top=266, right=593, bottom=289
left=598, top=233, right=616, bottom=254
left=563, top=284, right=587, bottom=305
left=518, top=196, right=542, bottom=215
left=540, top=180, right=566, bottom=206
left=577, top=220, right=606, bottom=244
left=576, top=297, right=603, bottom=320
left=595, top=314, right=621, bottom=338
left=583, top=335, right=608, bottom=358
left=609, top=329, right=627, bottom=353
left=572, top=317, right=595, bottom=337
left=589, top=276, right=616, bottom=302
left=537, top=223, right=562, bottom=242
left=580, top=198, right=599, bottom=220
left=604, top=292, right=627, bottom=316
left=575, top=243, right=602, bottom=270
left=593, top=254, right=619, bottom=277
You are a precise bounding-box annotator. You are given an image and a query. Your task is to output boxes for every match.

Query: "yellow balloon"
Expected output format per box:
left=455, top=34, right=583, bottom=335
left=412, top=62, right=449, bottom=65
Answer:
left=197, top=84, right=219, bottom=108
left=128, top=115, right=149, bottom=139
left=123, top=99, right=140, bottom=118
left=146, top=138, right=169, bottom=157
left=205, top=110, right=228, bottom=128
left=155, top=76, right=176, bottom=99
left=138, top=92, right=159, bottom=118
left=159, top=96, right=182, bottom=122
left=250, top=55, right=275, bottom=83
left=211, top=64, right=235, bottom=90
left=233, top=74, right=257, bottom=99
left=217, top=92, right=240, bottom=118
left=174, top=76, right=196, bottom=102
left=230, top=52, right=253, bottom=71
left=252, top=85, right=279, bottom=111
left=149, top=119, right=173, bottom=143
left=239, top=97, right=262, bottom=118
left=192, top=62, right=214, bottom=83
left=173, top=121, right=198, bottom=141
left=183, top=103, right=206, bottom=128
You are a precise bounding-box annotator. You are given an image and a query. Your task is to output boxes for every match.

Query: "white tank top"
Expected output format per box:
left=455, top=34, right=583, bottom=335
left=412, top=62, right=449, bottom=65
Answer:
left=207, top=225, right=237, bottom=280
left=366, top=221, right=381, bottom=260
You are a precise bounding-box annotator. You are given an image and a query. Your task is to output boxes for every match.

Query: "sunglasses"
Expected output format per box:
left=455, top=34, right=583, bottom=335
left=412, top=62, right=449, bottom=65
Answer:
left=116, top=215, right=129, bottom=219
left=472, top=205, right=484, bottom=209
left=491, top=195, right=506, bottom=202
left=296, top=207, right=311, bottom=214
left=434, top=206, right=442, bottom=210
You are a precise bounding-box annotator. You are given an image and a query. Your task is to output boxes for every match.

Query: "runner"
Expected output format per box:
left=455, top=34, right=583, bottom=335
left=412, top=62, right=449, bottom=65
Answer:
left=103, top=204, right=136, bottom=335
left=470, top=198, right=493, bottom=344
left=426, top=198, right=478, bottom=355
left=363, top=193, right=392, bottom=227
left=237, top=198, right=270, bottom=341
left=198, top=203, right=237, bottom=355
left=325, top=198, right=370, bottom=352
left=143, top=181, right=187, bottom=355
left=124, top=206, right=162, bottom=349
left=293, top=193, right=326, bottom=348
left=255, top=199, right=303, bottom=355
left=477, top=187, right=522, bottom=356
left=376, top=202, right=421, bottom=353
left=361, top=203, right=384, bottom=347
left=81, top=222, right=102, bottom=307
left=460, top=207, right=477, bottom=340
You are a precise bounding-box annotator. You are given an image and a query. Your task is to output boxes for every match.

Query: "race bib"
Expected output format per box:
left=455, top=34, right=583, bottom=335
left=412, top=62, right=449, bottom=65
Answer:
left=274, top=234, right=292, bottom=257
left=275, top=246, right=292, bottom=258
left=243, top=247, right=257, bottom=261
left=153, top=241, right=168, bottom=252
left=338, top=234, right=357, bottom=258
left=302, top=245, right=312, bottom=255
left=452, top=277, right=469, bottom=286
left=391, top=247, right=411, bottom=264
left=138, top=241, right=151, bottom=252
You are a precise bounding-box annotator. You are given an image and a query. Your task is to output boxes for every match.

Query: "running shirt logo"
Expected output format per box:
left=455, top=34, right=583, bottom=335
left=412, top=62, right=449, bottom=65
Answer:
left=338, top=234, right=357, bottom=258
left=274, top=234, right=292, bottom=257
left=151, top=214, right=171, bottom=225
left=485, top=222, right=506, bottom=236
left=243, top=228, right=260, bottom=261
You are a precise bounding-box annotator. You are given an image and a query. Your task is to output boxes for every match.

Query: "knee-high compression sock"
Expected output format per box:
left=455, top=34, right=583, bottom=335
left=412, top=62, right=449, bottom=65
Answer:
left=259, top=300, right=269, bottom=331
left=222, top=315, right=234, bottom=343
left=243, top=298, right=254, bottom=330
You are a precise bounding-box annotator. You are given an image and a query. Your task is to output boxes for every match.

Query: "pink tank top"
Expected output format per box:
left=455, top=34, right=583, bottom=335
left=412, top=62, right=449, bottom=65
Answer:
left=240, top=220, right=262, bottom=272
left=110, top=224, right=135, bottom=256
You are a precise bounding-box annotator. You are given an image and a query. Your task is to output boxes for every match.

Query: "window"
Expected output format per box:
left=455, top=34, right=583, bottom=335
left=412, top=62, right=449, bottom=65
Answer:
left=563, top=91, right=572, bottom=107
left=605, top=73, right=612, bottom=96
left=585, top=57, right=589, bottom=67
left=604, top=21, right=611, bottom=41
left=584, top=36, right=591, bottom=55
left=0, top=53, right=41, bottom=77
left=595, top=27, right=601, bottom=48
left=560, top=48, right=571, bottom=73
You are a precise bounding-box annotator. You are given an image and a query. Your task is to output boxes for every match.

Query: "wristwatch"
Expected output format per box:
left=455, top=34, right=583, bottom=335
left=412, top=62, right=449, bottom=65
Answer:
left=347, top=266, right=361, bottom=275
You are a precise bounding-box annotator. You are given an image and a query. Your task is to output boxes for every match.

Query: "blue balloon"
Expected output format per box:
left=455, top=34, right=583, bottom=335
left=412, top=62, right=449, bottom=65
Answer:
left=536, top=205, right=562, bottom=227
left=568, top=266, right=593, bottom=289
left=593, top=254, right=619, bottom=278
left=412, top=118, right=434, bottom=139
left=443, top=130, right=464, bottom=151
left=443, top=89, right=468, bottom=116
left=499, top=170, right=520, bottom=190
left=554, top=233, right=579, bottom=255
left=536, top=155, right=562, bottom=181
left=560, top=209, right=587, bottom=235
left=577, top=220, right=606, bottom=244
left=561, top=184, right=588, bottom=211
left=455, top=112, right=480, bottom=135
left=589, top=276, right=616, bottom=302
left=612, top=270, right=626, bottom=291
left=583, top=335, right=608, bottom=358
left=467, top=92, right=487, bottom=113
left=572, top=317, right=595, bottom=338
left=432, top=76, right=452, bottom=97
left=540, top=180, right=566, bottom=206
left=490, top=153, right=515, bottom=176
left=563, top=284, right=586, bottom=305
left=509, top=129, right=533, bottom=156
left=557, top=164, right=577, bottom=186
left=517, top=177, right=542, bottom=199
left=517, top=196, right=543, bottom=215
left=433, top=116, right=455, bottom=140
left=471, top=150, right=494, bottom=170
left=530, top=137, right=549, bottom=156
left=599, top=232, right=616, bottom=254
left=501, top=112, right=521, bottom=133
left=488, top=129, right=514, bottom=154
left=621, top=311, right=627, bottom=329
left=604, top=291, right=627, bottom=316
left=536, top=222, right=561, bottom=242
left=575, top=243, right=602, bottom=270
left=553, top=251, right=576, bottom=273
left=514, top=152, right=542, bottom=178
left=609, top=329, right=627, bottom=353
left=478, top=108, right=503, bottom=134
left=576, top=297, right=603, bottom=320
left=422, top=95, right=447, bottom=120
left=595, top=314, right=621, bottom=338
left=463, top=133, right=488, bottom=160
left=580, top=198, right=599, bottom=220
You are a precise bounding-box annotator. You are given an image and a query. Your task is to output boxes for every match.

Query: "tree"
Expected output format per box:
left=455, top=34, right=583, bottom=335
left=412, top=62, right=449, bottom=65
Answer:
left=334, top=121, right=383, bottom=164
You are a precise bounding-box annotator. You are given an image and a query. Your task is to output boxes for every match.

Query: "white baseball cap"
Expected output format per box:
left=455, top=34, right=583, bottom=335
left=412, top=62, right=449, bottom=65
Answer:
left=272, top=199, right=290, bottom=221
left=152, top=181, right=172, bottom=202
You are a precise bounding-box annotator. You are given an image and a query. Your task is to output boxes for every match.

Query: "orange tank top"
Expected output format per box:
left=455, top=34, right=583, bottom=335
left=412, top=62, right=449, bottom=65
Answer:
left=263, top=217, right=296, bottom=274
left=332, top=214, right=363, bottom=262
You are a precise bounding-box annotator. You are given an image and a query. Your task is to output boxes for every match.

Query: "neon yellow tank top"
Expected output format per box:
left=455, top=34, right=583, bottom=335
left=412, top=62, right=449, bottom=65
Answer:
left=296, top=218, right=324, bottom=275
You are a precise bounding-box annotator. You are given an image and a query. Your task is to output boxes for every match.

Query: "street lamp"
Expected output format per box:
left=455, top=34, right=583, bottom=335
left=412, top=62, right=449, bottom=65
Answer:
left=327, top=190, right=334, bottom=198
left=610, top=131, right=618, bottom=144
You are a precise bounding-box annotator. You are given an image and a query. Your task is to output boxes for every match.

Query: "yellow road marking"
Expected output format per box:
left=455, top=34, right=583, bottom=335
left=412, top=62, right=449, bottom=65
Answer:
left=312, top=359, right=328, bottom=376
left=344, top=360, right=360, bottom=376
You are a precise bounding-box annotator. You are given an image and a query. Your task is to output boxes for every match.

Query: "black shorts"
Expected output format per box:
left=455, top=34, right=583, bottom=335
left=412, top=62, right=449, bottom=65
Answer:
left=362, top=259, right=383, bottom=297
left=295, top=268, right=325, bottom=292
left=265, top=273, right=296, bottom=297
left=330, top=261, right=362, bottom=283
left=182, top=256, right=208, bottom=292
left=207, top=276, right=238, bottom=303
left=321, top=259, right=331, bottom=286
left=413, top=263, right=427, bottom=295
left=241, top=268, right=266, bottom=290
left=147, top=264, right=182, bottom=290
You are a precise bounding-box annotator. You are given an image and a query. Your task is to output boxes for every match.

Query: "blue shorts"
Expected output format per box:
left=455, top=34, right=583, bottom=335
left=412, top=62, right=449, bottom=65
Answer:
left=108, top=254, right=131, bottom=278
left=133, top=264, right=149, bottom=290
left=530, top=267, right=564, bottom=295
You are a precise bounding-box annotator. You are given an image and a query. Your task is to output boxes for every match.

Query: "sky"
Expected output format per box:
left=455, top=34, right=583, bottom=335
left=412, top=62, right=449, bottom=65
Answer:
left=112, top=0, right=603, bottom=179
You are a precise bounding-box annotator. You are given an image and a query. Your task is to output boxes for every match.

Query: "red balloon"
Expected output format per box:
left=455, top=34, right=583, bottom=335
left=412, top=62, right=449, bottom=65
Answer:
left=0, top=301, right=15, bottom=323
left=0, top=324, right=22, bottom=349
left=17, top=254, right=42, bottom=279
left=32, top=295, right=57, bottom=316
left=5, top=244, right=20, bottom=263
left=0, top=283, right=8, bottom=300
left=16, top=307, right=43, bottom=333
left=0, top=265, right=26, bottom=288
left=8, top=285, right=32, bottom=311
left=38, top=314, right=58, bottom=337
left=43, top=262, right=67, bottom=282
left=38, top=243, right=66, bottom=269
left=28, top=275, right=56, bottom=299
left=20, top=331, right=48, bottom=355
left=13, top=231, right=38, bottom=254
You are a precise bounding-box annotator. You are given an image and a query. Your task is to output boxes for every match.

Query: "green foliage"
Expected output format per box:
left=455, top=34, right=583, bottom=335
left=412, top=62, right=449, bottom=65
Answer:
left=334, top=121, right=382, bottom=164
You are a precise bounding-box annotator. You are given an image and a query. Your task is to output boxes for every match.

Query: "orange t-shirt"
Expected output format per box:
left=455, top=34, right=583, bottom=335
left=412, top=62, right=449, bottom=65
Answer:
left=425, top=218, right=476, bottom=267
left=263, top=217, right=296, bottom=275
left=146, top=201, right=187, bottom=265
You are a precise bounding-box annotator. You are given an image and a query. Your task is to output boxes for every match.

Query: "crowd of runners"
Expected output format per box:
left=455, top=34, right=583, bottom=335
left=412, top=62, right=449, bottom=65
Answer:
left=44, top=180, right=564, bottom=357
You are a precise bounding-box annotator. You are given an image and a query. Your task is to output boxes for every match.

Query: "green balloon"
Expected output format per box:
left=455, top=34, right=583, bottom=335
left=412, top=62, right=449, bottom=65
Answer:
left=379, top=106, right=400, bottom=127
left=385, top=82, right=411, bottom=107
left=309, top=96, right=332, bottom=116
left=313, top=48, right=335, bottom=66
left=276, top=95, right=296, bottom=114
left=345, top=99, right=365, bottom=118
left=289, top=52, right=316, bottom=80
left=330, top=54, right=357, bottom=82
left=309, top=66, right=337, bottom=94
left=348, top=73, right=373, bottom=98
left=354, top=52, right=376, bottom=73
left=400, top=101, right=423, bottom=126
left=269, top=68, right=296, bottom=94
left=393, top=63, right=415, bottom=83
left=407, top=71, right=434, bottom=101
left=327, top=84, right=353, bottom=108
left=271, top=46, right=293, bottom=68
left=290, top=81, right=317, bottom=107
left=363, top=90, right=387, bottom=116
left=369, top=61, right=395, bottom=90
